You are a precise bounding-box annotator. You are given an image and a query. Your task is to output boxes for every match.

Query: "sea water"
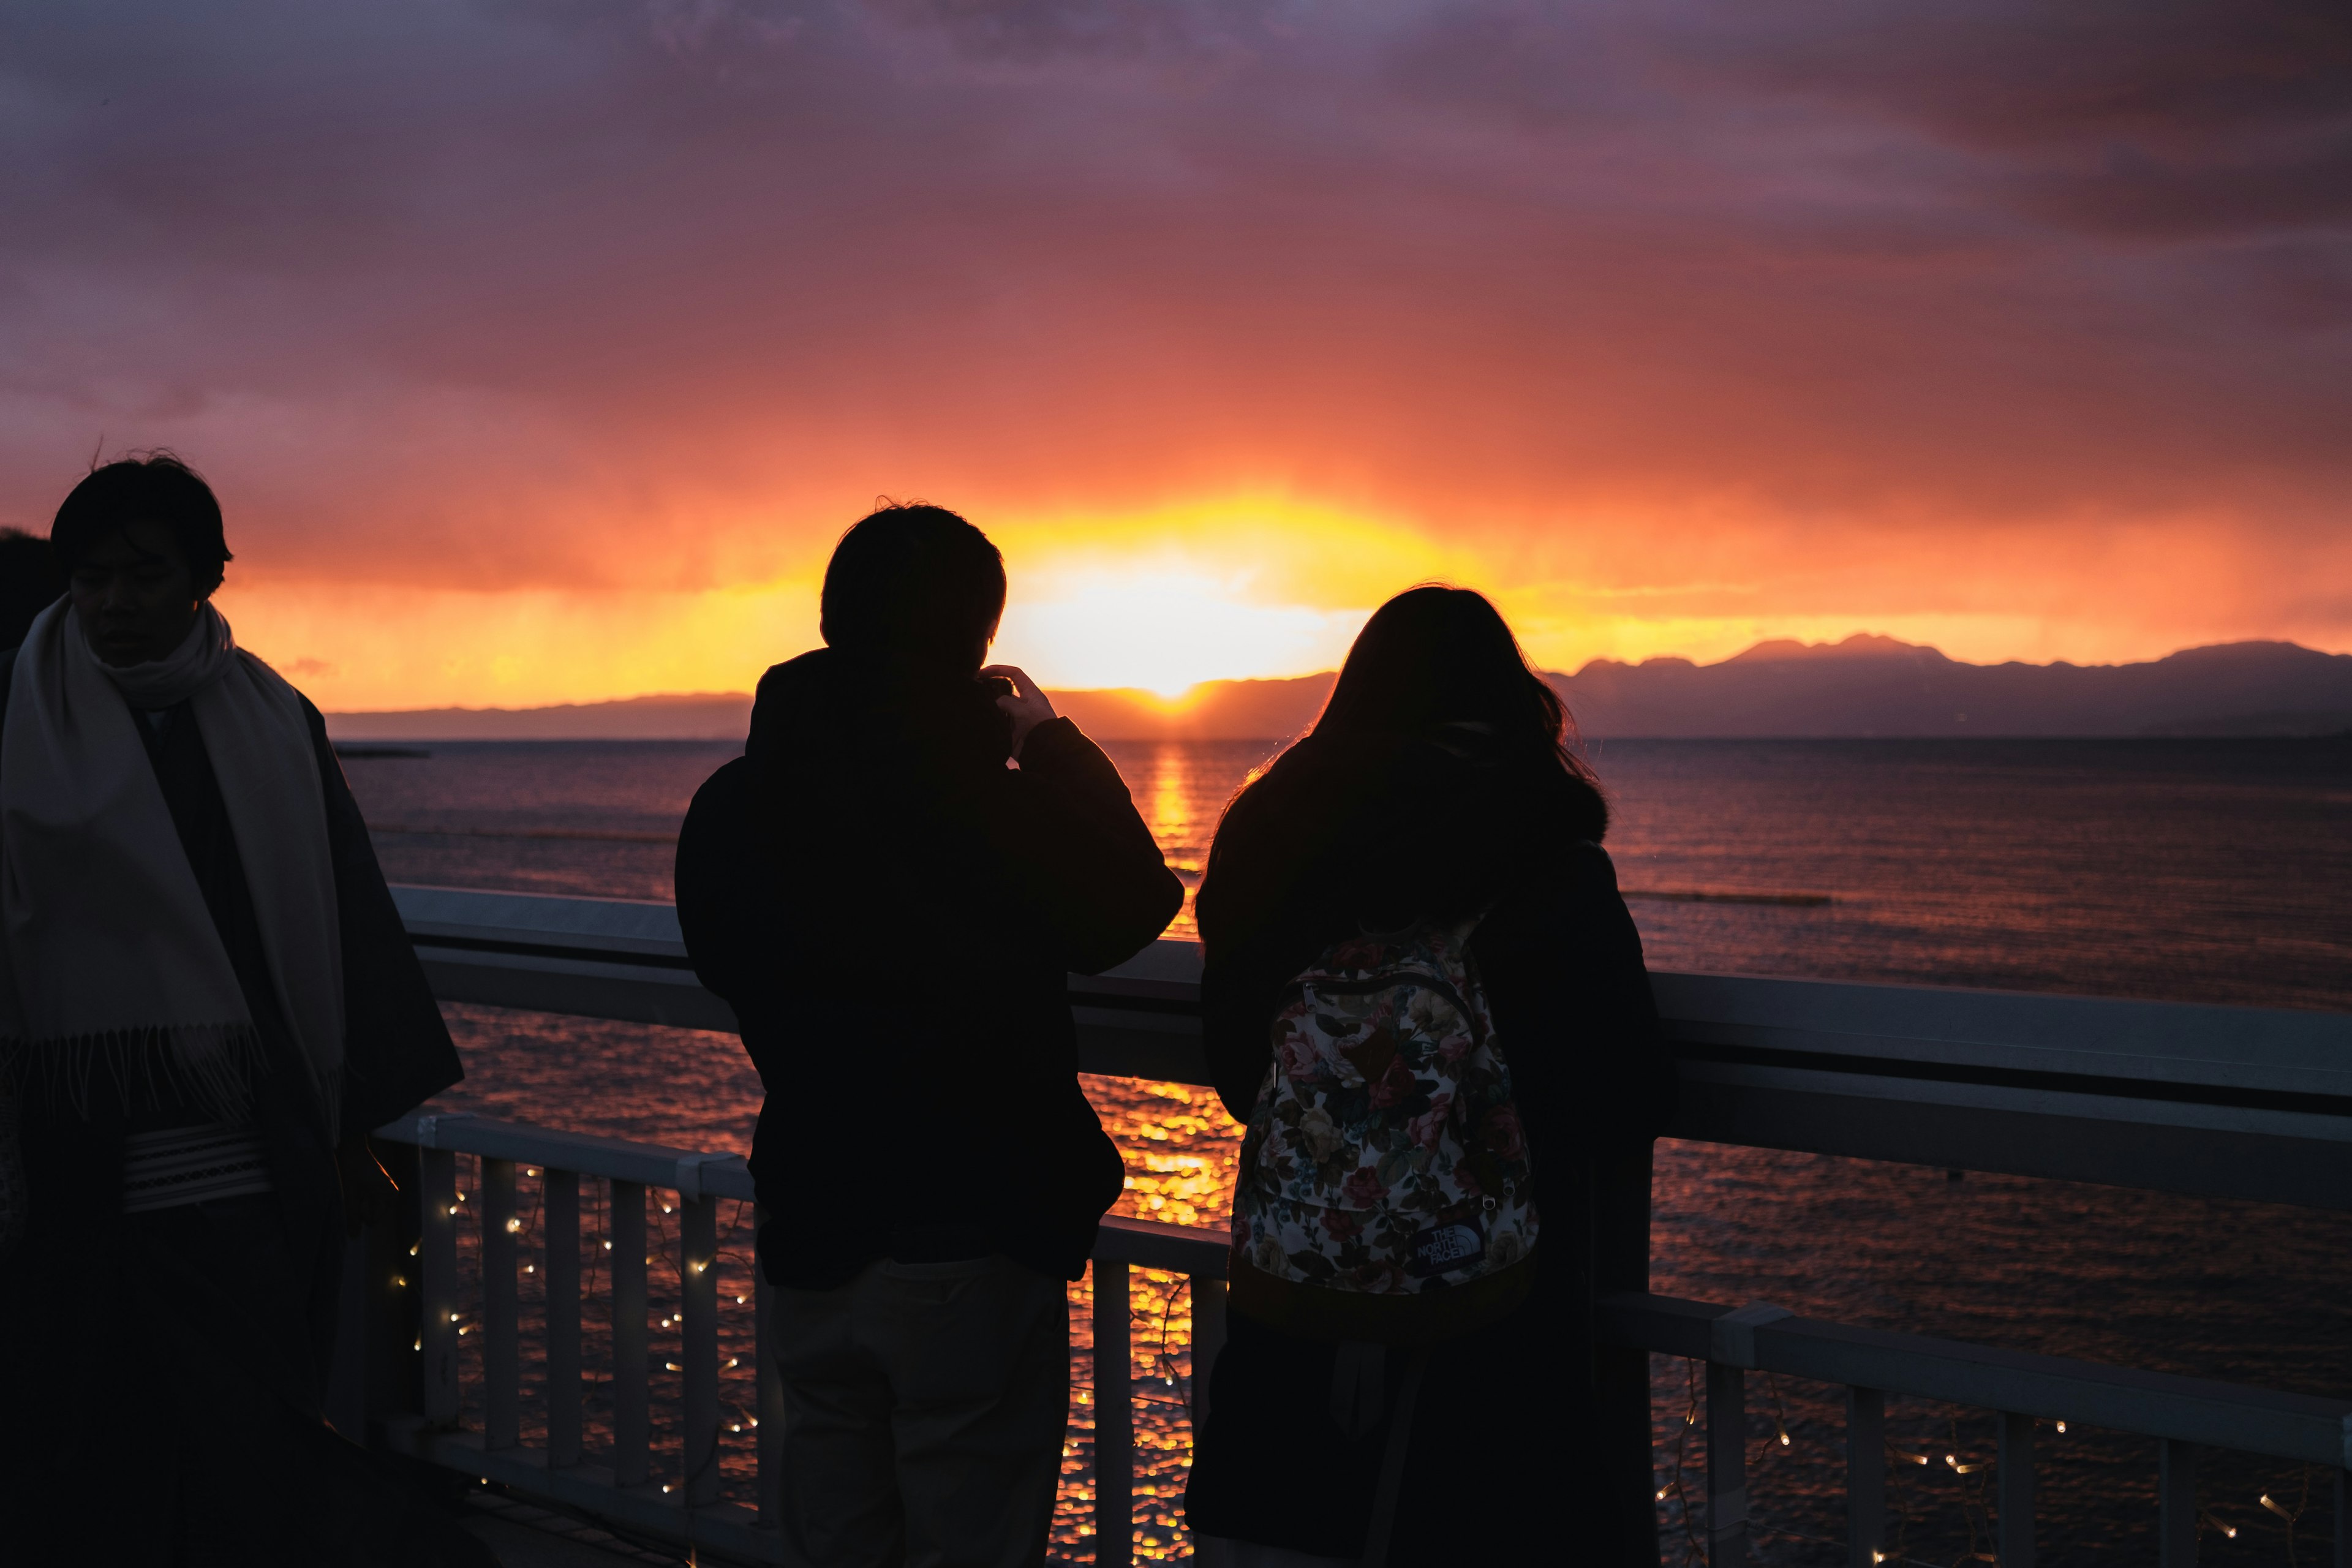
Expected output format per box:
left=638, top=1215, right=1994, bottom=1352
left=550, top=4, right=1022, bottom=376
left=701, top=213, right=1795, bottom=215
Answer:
left=341, top=737, right=2352, bottom=1564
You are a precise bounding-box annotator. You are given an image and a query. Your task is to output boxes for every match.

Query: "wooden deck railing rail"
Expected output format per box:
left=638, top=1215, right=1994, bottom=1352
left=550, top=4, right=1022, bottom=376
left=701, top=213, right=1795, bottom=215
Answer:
left=345, top=884, right=2352, bottom=1565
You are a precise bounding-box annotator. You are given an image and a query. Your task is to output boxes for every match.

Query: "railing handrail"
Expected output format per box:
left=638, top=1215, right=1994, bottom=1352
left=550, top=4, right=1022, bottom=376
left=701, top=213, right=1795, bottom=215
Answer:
left=371, top=1111, right=1234, bottom=1268
left=393, top=881, right=2352, bottom=1216
left=371, top=1109, right=2350, bottom=1468
left=1599, top=1291, right=2352, bottom=1469
left=388, top=882, right=2352, bottom=1099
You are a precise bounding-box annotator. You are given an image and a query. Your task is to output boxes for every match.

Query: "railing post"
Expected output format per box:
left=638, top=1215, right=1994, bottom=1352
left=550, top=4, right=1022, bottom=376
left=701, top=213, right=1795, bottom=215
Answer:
left=1998, top=1412, right=2035, bottom=1568
left=1708, top=1362, right=1748, bottom=1568
left=2160, top=1439, right=2199, bottom=1568
left=1093, top=1257, right=1132, bottom=1567
left=681, top=1194, right=720, bottom=1507
left=755, top=1212, right=783, bottom=1531
left=420, top=1145, right=460, bottom=1425
left=612, top=1180, right=650, bottom=1487
left=1846, top=1387, right=1885, bottom=1568
left=545, top=1169, right=582, bottom=1468
left=482, top=1157, right=519, bottom=1450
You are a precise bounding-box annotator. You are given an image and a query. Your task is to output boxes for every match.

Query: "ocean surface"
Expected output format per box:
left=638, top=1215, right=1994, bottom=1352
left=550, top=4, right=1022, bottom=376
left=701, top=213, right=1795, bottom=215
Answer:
left=341, top=736, right=2352, bottom=1565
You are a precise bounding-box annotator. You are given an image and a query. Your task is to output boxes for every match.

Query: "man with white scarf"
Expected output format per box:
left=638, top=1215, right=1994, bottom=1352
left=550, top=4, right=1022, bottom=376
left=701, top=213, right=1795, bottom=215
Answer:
left=0, top=455, right=496, bottom=1565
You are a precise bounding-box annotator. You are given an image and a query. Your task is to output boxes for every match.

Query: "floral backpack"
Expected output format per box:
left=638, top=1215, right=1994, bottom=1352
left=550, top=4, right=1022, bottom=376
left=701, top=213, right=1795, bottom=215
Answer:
left=1232, top=915, right=1539, bottom=1335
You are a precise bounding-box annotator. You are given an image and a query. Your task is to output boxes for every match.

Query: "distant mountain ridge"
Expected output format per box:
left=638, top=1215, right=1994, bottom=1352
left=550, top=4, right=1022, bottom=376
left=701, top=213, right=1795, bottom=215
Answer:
left=327, top=692, right=754, bottom=741
left=322, top=637, right=2352, bottom=741
left=1561, top=635, right=2352, bottom=739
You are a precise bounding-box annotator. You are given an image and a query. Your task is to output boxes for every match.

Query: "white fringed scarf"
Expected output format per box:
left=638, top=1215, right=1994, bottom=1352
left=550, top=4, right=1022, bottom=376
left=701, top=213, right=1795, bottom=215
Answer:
left=0, top=600, right=344, bottom=1136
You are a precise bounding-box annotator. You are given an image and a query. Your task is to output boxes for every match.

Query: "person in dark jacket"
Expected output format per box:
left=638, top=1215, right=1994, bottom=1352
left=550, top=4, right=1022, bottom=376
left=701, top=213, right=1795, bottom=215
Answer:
left=0, top=454, right=491, bottom=1564
left=1183, top=584, right=1675, bottom=1568
left=675, top=502, right=1184, bottom=1567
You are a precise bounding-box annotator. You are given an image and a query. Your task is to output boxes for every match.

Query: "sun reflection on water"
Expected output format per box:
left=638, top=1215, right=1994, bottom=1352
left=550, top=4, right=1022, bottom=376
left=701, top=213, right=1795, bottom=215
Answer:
left=1059, top=1077, right=1243, bottom=1561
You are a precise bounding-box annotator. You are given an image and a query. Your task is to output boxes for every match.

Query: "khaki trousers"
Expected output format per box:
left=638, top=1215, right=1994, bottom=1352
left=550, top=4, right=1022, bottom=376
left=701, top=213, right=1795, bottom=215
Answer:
left=772, top=1254, right=1069, bottom=1568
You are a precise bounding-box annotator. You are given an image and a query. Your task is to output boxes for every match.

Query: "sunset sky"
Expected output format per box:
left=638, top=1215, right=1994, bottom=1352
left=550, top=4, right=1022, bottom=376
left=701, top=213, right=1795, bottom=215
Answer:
left=3, top=2, right=2348, bottom=709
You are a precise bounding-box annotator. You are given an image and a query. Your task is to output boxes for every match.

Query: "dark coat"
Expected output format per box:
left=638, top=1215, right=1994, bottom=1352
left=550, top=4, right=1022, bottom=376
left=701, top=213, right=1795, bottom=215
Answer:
left=1185, top=728, right=1675, bottom=1566
left=674, top=649, right=1184, bottom=1289
left=0, top=646, right=477, bottom=1566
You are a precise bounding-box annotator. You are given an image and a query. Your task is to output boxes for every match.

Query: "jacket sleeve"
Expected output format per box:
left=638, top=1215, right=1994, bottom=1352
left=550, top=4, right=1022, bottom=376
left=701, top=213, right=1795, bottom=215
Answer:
left=303, top=701, right=466, bottom=1133
left=674, top=756, right=766, bottom=1008
left=981, top=717, right=1186, bottom=975
left=1194, top=785, right=1317, bottom=1125
left=1472, top=842, right=1676, bottom=1155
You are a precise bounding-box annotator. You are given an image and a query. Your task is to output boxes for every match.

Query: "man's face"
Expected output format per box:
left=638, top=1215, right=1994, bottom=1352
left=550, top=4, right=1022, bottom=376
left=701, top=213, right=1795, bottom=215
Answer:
left=67, top=521, right=203, bottom=668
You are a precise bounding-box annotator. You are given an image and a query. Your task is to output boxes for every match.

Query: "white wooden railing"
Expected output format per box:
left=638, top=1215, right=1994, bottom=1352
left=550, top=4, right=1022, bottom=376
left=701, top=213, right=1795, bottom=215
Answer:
left=344, top=884, right=2352, bottom=1566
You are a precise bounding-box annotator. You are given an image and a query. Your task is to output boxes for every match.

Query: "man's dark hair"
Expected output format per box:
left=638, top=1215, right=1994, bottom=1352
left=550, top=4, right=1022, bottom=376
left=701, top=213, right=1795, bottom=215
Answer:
left=820, top=502, right=1005, bottom=673
left=50, top=452, right=232, bottom=597
left=0, top=529, right=66, bottom=650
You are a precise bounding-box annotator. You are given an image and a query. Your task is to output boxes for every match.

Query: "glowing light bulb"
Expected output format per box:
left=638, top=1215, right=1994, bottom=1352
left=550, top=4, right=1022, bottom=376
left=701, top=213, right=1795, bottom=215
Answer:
left=413, top=1338, right=422, bottom=1351
left=505, top=1218, right=521, bottom=1233
left=1780, top=1434, right=1791, bottom=1446
left=410, top=1243, right=420, bottom=1257
left=524, top=1265, right=535, bottom=1274
left=2056, top=1421, right=2067, bottom=1434
left=735, top=1295, right=745, bottom=1304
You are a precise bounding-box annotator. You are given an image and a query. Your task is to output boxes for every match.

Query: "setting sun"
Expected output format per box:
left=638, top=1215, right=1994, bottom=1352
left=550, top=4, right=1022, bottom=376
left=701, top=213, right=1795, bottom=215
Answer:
left=997, top=571, right=1365, bottom=696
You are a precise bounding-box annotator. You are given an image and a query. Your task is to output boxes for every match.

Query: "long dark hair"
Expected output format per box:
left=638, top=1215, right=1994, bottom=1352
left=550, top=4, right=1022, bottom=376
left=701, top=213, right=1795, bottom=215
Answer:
left=1315, top=584, right=1593, bottom=772
left=1305, top=585, right=1605, bottom=829
left=1200, top=586, right=1606, bottom=947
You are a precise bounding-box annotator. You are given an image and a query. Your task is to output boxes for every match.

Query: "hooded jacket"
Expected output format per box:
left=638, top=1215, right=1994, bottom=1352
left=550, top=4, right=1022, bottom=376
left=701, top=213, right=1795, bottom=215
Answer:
left=676, top=649, right=1185, bottom=1287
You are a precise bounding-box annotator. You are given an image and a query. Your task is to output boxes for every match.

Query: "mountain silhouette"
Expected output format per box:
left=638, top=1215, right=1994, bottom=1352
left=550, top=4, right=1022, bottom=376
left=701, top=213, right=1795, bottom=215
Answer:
left=1561, top=635, right=2352, bottom=739
left=324, top=637, right=2352, bottom=742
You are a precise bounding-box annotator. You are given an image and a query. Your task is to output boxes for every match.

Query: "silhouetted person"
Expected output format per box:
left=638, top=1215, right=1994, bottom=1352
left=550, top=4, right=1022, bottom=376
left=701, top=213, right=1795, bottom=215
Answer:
left=0, top=454, right=494, bottom=1564
left=676, top=503, right=1183, bottom=1567
left=1183, top=585, right=1675, bottom=1568
left=0, top=527, right=64, bottom=650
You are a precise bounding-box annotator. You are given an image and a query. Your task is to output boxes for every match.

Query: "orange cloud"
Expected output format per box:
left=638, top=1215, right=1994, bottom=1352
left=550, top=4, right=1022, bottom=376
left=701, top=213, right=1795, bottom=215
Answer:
left=4, top=2, right=2347, bottom=709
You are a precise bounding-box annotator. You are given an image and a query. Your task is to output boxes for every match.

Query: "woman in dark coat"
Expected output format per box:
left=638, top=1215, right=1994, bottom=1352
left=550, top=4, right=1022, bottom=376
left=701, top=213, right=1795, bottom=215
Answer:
left=1184, top=585, right=1675, bottom=1567
left=0, top=456, right=491, bottom=1566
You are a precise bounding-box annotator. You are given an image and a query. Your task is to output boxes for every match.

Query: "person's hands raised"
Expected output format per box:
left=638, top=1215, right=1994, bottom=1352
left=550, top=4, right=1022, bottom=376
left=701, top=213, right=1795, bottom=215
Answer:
left=982, top=665, right=1057, bottom=760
